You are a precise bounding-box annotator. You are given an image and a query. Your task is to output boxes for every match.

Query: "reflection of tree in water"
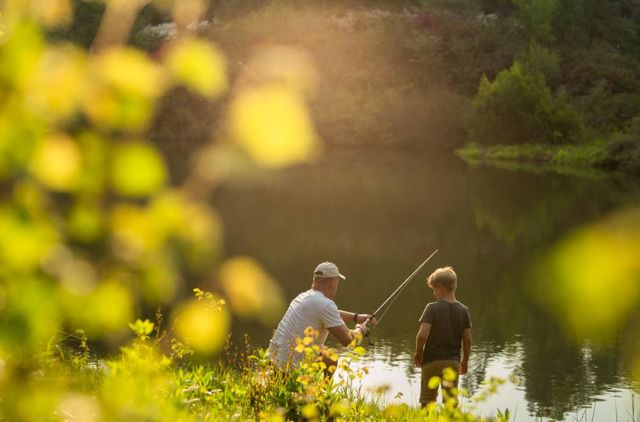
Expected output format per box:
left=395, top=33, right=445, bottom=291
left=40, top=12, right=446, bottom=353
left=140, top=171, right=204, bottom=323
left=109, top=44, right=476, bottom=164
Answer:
left=518, top=311, right=630, bottom=420
left=467, top=166, right=615, bottom=246
left=461, top=349, right=490, bottom=394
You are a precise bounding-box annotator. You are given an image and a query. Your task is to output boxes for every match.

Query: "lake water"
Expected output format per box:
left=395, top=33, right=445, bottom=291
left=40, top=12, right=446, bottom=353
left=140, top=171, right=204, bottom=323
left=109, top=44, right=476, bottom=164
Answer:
left=211, top=148, right=640, bottom=421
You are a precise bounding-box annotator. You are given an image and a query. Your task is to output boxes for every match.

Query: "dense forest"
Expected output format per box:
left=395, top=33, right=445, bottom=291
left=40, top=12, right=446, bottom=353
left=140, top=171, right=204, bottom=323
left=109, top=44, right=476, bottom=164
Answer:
left=53, top=0, right=640, bottom=175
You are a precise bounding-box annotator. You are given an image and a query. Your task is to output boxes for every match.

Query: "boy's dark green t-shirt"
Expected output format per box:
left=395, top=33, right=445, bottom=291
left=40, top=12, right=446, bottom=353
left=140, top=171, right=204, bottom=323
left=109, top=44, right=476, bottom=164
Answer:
left=419, top=300, right=471, bottom=363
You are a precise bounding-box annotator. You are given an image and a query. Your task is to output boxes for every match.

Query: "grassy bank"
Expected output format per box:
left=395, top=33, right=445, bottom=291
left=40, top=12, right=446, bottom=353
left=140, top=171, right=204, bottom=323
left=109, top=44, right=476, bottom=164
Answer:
left=15, top=320, right=509, bottom=422
left=455, top=140, right=640, bottom=176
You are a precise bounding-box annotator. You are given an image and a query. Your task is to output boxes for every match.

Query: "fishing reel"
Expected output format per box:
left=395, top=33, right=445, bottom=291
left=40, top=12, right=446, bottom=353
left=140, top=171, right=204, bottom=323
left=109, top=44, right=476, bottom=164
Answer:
left=363, top=316, right=376, bottom=345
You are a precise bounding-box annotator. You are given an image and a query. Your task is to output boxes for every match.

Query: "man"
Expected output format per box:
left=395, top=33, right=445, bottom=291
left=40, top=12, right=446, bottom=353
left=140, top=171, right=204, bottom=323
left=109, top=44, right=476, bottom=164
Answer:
left=268, top=261, right=376, bottom=371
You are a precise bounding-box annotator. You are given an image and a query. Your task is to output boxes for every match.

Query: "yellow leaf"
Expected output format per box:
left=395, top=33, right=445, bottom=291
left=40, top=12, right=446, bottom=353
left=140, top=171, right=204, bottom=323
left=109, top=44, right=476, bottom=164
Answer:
left=384, top=404, right=407, bottom=419
left=27, top=45, right=86, bottom=121
left=301, top=403, right=318, bottom=419
left=428, top=376, right=441, bottom=390
left=0, top=208, right=58, bottom=273
left=109, top=204, right=163, bottom=260
left=229, top=84, right=319, bottom=168
left=0, top=22, right=45, bottom=91
left=30, top=133, right=81, bottom=191
left=174, top=298, right=230, bottom=354
left=83, top=47, right=165, bottom=129
left=218, top=257, right=285, bottom=323
left=110, top=142, right=167, bottom=198
left=329, top=400, right=349, bottom=416
left=165, top=38, right=227, bottom=98
left=443, top=366, right=458, bottom=382
left=92, top=47, right=165, bottom=99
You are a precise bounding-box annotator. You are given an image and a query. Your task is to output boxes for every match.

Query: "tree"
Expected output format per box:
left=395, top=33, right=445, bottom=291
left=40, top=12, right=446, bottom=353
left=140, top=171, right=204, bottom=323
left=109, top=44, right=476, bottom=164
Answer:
left=467, top=62, right=583, bottom=145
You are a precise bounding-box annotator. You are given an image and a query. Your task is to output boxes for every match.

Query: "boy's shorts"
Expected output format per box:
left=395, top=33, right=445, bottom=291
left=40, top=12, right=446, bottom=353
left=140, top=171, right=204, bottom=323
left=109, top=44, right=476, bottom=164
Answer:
left=420, top=359, right=460, bottom=404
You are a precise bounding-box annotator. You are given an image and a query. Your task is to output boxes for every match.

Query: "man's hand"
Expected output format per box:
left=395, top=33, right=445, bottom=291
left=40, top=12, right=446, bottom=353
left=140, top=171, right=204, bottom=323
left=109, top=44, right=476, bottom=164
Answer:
left=355, top=323, right=369, bottom=337
left=357, top=314, right=378, bottom=327
left=413, top=352, right=422, bottom=368
left=365, top=315, right=378, bottom=327
left=459, top=360, right=468, bottom=375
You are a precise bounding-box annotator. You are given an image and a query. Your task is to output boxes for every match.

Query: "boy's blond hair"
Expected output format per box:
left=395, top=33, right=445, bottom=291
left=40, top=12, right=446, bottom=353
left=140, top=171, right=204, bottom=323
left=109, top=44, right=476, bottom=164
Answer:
left=427, top=266, right=457, bottom=292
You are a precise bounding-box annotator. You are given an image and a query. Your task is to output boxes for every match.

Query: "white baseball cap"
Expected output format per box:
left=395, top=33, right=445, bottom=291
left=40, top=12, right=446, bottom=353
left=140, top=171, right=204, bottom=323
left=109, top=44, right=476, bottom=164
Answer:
left=314, top=262, right=346, bottom=280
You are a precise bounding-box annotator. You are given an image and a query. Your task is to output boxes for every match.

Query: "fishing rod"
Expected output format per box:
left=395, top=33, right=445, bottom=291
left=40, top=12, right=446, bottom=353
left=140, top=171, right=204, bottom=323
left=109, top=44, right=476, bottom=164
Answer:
left=366, top=249, right=438, bottom=327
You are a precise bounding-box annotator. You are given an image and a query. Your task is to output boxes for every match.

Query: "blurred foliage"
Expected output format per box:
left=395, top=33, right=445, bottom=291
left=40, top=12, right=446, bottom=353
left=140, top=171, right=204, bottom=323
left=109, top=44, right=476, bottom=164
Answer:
left=531, top=207, right=640, bottom=341
left=0, top=0, right=322, bottom=419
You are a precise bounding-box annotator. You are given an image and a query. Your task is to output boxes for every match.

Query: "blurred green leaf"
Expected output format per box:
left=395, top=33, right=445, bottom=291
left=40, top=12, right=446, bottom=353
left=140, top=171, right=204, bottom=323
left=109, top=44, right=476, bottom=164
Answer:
left=0, top=208, right=58, bottom=273
left=532, top=207, right=640, bottom=340
left=110, top=142, right=167, bottom=198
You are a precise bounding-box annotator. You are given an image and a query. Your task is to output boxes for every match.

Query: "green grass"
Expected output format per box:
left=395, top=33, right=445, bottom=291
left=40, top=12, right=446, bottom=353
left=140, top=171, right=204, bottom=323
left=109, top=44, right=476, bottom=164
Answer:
left=455, top=142, right=617, bottom=177
left=10, top=325, right=510, bottom=421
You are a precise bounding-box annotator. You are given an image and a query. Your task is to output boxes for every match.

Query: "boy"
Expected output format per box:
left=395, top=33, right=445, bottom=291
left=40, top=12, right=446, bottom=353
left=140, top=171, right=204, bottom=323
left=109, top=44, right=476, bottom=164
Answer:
left=413, top=266, right=472, bottom=407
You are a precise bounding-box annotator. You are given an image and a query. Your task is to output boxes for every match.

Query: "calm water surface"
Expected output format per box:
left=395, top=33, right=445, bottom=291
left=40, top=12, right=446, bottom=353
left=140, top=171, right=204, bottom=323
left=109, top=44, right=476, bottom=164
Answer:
left=211, top=149, right=640, bottom=421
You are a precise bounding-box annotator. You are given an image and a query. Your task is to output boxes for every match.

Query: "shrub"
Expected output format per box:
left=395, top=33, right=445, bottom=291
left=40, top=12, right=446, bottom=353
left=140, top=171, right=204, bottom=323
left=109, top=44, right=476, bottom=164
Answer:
left=467, top=62, right=583, bottom=145
left=605, top=117, right=640, bottom=174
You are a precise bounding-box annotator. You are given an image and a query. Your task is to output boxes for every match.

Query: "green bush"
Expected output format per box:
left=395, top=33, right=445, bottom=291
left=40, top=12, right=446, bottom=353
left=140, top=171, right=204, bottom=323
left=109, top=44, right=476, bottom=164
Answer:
left=467, top=62, right=583, bottom=145
left=605, top=117, right=640, bottom=175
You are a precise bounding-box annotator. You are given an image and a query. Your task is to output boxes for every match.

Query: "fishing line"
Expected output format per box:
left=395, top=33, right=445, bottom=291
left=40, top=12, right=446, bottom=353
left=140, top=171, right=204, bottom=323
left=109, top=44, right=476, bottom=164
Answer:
left=368, top=249, right=438, bottom=325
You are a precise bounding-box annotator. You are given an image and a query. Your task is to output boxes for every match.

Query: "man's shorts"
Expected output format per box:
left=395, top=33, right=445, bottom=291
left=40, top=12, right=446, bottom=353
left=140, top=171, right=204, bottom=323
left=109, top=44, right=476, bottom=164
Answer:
left=420, top=359, right=460, bottom=404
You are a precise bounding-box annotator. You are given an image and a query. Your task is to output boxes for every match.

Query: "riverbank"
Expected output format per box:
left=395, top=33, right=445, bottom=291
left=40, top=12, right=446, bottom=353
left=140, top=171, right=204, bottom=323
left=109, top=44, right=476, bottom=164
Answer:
left=455, top=140, right=640, bottom=177
left=32, top=324, right=508, bottom=422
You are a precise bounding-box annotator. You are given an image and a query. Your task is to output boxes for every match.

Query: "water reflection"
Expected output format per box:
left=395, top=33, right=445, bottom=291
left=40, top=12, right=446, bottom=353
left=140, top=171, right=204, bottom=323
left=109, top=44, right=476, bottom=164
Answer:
left=207, top=149, right=639, bottom=420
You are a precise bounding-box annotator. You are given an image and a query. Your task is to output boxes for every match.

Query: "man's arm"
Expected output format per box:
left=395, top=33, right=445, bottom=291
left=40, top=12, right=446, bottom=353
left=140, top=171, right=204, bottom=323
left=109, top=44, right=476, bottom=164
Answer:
left=328, top=324, right=367, bottom=347
left=339, top=310, right=376, bottom=325
left=460, top=328, right=472, bottom=375
left=413, top=322, right=431, bottom=367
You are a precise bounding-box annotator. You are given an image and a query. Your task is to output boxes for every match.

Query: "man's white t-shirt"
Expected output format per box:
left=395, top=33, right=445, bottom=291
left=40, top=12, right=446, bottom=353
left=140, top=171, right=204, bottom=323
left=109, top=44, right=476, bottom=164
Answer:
left=269, top=289, right=345, bottom=369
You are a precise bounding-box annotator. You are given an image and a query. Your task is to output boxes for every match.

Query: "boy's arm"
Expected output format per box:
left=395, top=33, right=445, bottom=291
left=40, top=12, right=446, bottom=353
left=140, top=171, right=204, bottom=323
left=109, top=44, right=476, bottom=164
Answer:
left=413, top=323, right=431, bottom=368
left=460, top=328, right=472, bottom=375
